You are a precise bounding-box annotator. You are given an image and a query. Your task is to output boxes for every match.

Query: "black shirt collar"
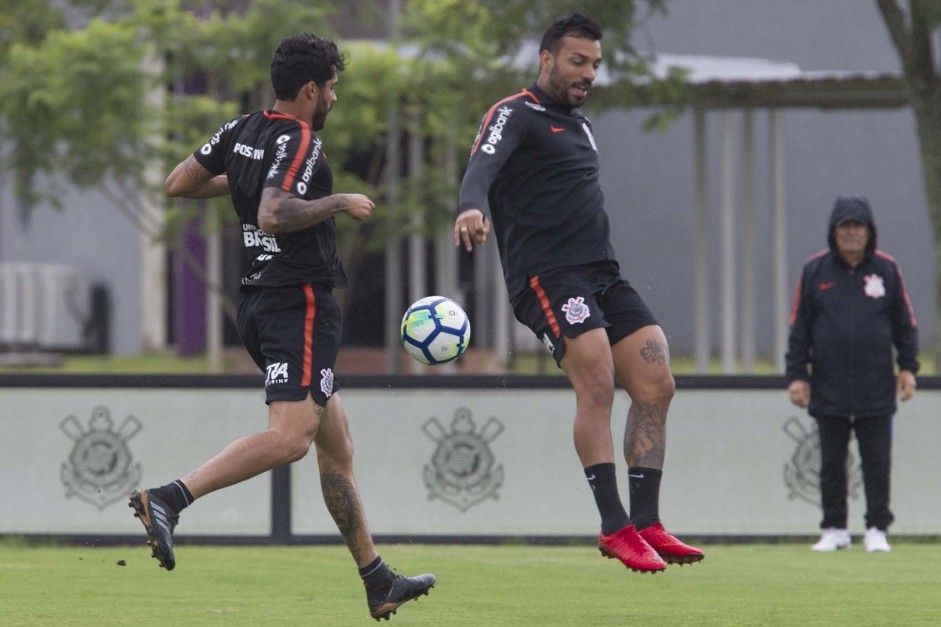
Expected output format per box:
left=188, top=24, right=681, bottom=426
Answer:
left=528, top=83, right=575, bottom=114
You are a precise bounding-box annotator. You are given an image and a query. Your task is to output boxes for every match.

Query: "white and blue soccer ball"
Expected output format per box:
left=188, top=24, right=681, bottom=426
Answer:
left=400, top=296, right=471, bottom=365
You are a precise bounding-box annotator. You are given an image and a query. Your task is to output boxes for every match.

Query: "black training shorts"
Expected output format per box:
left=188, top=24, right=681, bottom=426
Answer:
left=237, top=283, right=342, bottom=407
left=512, top=261, right=659, bottom=366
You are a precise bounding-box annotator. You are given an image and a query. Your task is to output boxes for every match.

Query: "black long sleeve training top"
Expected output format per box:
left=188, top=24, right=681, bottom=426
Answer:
left=458, top=84, right=618, bottom=300
left=195, top=110, right=347, bottom=290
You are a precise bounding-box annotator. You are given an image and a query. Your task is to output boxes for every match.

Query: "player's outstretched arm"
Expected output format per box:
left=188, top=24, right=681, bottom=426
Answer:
left=166, top=155, right=230, bottom=199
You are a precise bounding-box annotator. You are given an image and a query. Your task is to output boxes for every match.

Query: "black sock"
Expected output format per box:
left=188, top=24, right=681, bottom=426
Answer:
left=360, top=556, right=393, bottom=589
left=149, top=480, right=194, bottom=514
left=628, top=467, right=662, bottom=530
left=585, top=463, right=630, bottom=536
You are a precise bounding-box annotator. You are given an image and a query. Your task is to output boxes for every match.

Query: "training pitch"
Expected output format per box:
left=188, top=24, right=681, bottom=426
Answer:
left=1, top=539, right=939, bottom=625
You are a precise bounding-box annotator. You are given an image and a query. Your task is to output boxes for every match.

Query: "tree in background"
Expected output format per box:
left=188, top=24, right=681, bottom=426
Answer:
left=0, top=0, right=671, bottom=241
left=0, top=0, right=671, bottom=356
left=876, top=0, right=941, bottom=365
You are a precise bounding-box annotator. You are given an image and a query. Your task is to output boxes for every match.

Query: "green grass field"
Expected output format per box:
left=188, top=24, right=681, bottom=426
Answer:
left=1, top=540, right=939, bottom=626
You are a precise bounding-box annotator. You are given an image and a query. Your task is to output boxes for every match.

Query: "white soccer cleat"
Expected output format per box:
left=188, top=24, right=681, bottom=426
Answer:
left=864, top=527, right=891, bottom=553
left=811, top=528, right=851, bottom=552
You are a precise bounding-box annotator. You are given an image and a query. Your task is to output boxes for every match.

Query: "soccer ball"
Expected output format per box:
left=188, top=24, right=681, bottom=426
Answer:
left=400, top=296, right=471, bottom=365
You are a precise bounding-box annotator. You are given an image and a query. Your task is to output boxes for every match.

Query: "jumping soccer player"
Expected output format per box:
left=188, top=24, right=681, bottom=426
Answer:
left=454, top=12, right=704, bottom=573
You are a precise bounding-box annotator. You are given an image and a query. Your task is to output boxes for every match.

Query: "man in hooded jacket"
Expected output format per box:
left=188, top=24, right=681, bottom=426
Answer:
left=786, top=195, right=918, bottom=553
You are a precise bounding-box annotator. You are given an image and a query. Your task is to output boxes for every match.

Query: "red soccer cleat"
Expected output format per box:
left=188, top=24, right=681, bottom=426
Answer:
left=638, top=522, right=705, bottom=565
left=598, top=524, right=666, bottom=573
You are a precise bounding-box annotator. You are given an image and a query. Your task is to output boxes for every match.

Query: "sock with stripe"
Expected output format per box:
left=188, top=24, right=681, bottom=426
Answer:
left=360, top=556, right=394, bottom=589
left=149, top=480, right=194, bottom=515
left=585, top=462, right=631, bottom=536
left=628, top=467, right=662, bottom=531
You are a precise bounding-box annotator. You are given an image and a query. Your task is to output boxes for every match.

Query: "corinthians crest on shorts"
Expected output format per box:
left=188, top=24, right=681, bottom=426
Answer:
left=60, top=406, right=142, bottom=510
left=562, top=296, right=590, bottom=324
left=422, top=407, right=504, bottom=512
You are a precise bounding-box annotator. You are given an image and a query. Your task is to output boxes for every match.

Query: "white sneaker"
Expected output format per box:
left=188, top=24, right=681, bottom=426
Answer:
left=811, top=528, right=851, bottom=551
left=864, top=527, right=891, bottom=552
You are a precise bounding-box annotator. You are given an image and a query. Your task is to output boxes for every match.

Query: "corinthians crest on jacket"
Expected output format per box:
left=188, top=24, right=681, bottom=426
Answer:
left=863, top=273, right=885, bottom=299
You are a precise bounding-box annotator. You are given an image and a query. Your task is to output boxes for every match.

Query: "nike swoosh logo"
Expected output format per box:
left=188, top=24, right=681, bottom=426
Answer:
left=586, top=474, right=596, bottom=481
left=550, top=126, right=565, bottom=133
left=628, top=474, right=645, bottom=479
left=819, top=281, right=836, bottom=291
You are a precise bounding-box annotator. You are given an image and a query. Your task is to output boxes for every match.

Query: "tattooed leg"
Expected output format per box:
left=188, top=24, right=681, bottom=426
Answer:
left=625, top=400, right=667, bottom=468
left=321, top=470, right=369, bottom=564
left=639, top=338, right=668, bottom=365
left=613, top=325, right=676, bottom=470
left=315, top=393, right=378, bottom=568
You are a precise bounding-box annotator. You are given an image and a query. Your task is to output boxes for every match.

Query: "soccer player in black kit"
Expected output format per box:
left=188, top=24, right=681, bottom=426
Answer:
left=455, top=13, right=703, bottom=573
left=129, top=33, right=434, bottom=620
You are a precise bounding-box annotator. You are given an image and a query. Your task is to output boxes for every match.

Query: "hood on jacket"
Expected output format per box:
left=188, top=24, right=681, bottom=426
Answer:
left=827, top=194, right=877, bottom=257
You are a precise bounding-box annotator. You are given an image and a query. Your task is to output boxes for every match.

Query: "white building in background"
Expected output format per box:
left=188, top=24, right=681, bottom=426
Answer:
left=0, top=0, right=933, bottom=370
left=589, top=0, right=932, bottom=369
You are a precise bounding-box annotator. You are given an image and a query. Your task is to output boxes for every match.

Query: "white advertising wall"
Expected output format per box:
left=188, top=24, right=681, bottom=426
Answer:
left=0, top=388, right=271, bottom=535
left=1, top=381, right=938, bottom=538
left=293, top=387, right=941, bottom=536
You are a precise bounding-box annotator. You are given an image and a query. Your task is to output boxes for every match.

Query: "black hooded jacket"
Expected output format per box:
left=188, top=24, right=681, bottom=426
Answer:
left=785, top=195, right=919, bottom=418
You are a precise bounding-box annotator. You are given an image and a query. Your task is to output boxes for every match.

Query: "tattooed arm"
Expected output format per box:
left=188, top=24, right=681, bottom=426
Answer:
left=166, top=155, right=230, bottom=199
left=257, top=187, right=374, bottom=234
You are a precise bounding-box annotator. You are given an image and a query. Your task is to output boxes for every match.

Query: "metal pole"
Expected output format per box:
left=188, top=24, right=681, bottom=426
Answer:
left=206, top=208, right=222, bottom=373
left=741, top=109, right=756, bottom=374
left=770, top=110, right=789, bottom=373
left=384, top=0, right=403, bottom=373
left=407, top=105, right=426, bottom=374
left=720, top=111, right=737, bottom=373
left=693, top=109, right=710, bottom=373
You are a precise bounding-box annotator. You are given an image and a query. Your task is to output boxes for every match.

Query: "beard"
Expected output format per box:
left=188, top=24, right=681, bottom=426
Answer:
left=547, top=66, right=589, bottom=108
left=311, top=92, right=331, bottom=130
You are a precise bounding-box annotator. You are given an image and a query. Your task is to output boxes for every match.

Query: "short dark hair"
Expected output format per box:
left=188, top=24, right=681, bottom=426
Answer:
left=539, top=12, right=603, bottom=55
left=270, top=33, right=348, bottom=100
